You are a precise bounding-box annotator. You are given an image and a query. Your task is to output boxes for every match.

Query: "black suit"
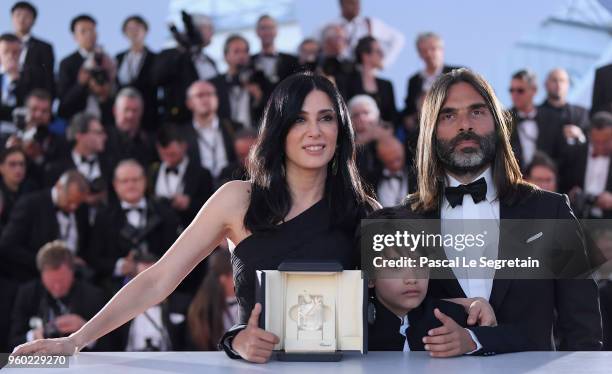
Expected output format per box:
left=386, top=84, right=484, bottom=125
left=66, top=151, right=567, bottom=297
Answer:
left=0, top=189, right=90, bottom=281
left=57, top=51, right=113, bottom=123
left=180, top=119, right=242, bottom=176
left=339, top=70, right=397, bottom=124
left=403, top=65, right=459, bottom=117
left=87, top=199, right=180, bottom=282
left=148, top=159, right=213, bottom=227
left=9, top=279, right=109, bottom=350
left=43, top=149, right=113, bottom=188
left=368, top=295, right=468, bottom=351
left=509, top=108, right=566, bottom=170
left=0, top=65, right=48, bottom=124
left=559, top=143, right=612, bottom=218
left=251, top=52, right=299, bottom=85
left=209, top=73, right=270, bottom=129
left=538, top=100, right=590, bottom=130
left=592, top=64, right=612, bottom=115
left=105, top=126, right=157, bottom=169
left=21, top=36, right=55, bottom=97
left=411, top=185, right=602, bottom=354
left=152, top=48, right=218, bottom=123
left=115, top=48, right=159, bottom=132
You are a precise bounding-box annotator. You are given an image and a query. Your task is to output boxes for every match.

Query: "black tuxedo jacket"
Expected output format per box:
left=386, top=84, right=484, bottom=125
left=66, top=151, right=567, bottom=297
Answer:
left=9, top=279, right=108, bottom=350
left=368, top=295, right=468, bottom=351
left=339, top=70, right=397, bottom=124
left=22, top=36, right=55, bottom=97
left=57, top=51, right=113, bottom=123
left=0, top=65, right=48, bottom=123
left=409, top=185, right=602, bottom=354
left=148, top=159, right=213, bottom=226
left=115, top=47, right=159, bottom=131
left=592, top=64, right=612, bottom=115
left=403, top=65, right=459, bottom=117
left=559, top=142, right=612, bottom=218
left=105, top=126, right=157, bottom=169
left=509, top=108, right=566, bottom=170
left=87, top=199, right=180, bottom=281
left=180, top=119, right=242, bottom=173
left=152, top=48, right=218, bottom=123
left=43, top=149, right=114, bottom=188
left=250, top=52, right=299, bottom=84
left=0, top=189, right=90, bottom=281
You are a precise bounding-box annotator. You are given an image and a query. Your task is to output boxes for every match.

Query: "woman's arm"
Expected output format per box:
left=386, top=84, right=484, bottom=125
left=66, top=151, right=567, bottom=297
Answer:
left=11, top=181, right=250, bottom=356
left=444, top=297, right=497, bottom=327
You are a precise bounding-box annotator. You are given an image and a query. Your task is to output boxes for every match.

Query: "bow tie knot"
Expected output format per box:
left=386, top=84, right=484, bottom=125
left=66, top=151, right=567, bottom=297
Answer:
left=166, top=166, right=179, bottom=175
left=444, top=177, right=487, bottom=208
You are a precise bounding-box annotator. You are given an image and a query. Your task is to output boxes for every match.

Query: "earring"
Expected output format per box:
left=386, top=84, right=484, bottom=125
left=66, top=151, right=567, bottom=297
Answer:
left=281, top=163, right=286, bottom=177
left=331, top=153, right=338, bottom=176
left=367, top=294, right=377, bottom=325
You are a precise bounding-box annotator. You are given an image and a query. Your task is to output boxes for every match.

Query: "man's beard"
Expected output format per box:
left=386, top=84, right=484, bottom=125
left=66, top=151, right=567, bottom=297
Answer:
left=435, top=130, right=497, bottom=175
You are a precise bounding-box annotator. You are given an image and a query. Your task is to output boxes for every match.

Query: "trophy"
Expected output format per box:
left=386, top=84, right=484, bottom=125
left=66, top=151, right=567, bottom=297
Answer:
left=255, top=261, right=367, bottom=361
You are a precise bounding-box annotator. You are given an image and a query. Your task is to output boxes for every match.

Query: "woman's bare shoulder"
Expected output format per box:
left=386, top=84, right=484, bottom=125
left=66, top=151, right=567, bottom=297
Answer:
left=209, top=180, right=252, bottom=210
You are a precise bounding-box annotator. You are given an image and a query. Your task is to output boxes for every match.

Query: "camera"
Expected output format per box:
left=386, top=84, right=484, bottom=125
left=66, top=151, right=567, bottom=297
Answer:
left=573, top=191, right=598, bottom=219
left=84, top=48, right=109, bottom=85
left=168, top=11, right=204, bottom=54
left=12, top=107, right=28, bottom=133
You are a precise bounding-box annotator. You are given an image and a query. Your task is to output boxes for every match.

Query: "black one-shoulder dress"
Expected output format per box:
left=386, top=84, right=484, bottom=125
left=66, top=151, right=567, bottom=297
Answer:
left=231, top=199, right=358, bottom=323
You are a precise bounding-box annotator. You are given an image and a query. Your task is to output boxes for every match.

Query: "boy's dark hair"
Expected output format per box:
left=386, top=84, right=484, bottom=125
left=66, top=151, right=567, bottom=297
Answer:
left=156, top=124, right=186, bottom=147
left=11, top=2, right=37, bottom=19
left=70, top=14, right=96, bottom=33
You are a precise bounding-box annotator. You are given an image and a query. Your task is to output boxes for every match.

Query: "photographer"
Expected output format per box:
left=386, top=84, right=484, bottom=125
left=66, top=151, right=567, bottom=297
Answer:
left=9, top=241, right=106, bottom=351
left=560, top=111, right=612, bottom=218
left=0, top=147, right=36, bottom=228
left=5, top=89, right=68, bottom=186
left=153, top=13, right=218, bottom=123
left=44, top=113, right=112, bottom=211
left=0, top=33, right=46, bottom=139
left=58, top=15, right=115, bottom=125
left=88, top=160, right=180, bottom=289
left=210, top=35, right=271, bottom=129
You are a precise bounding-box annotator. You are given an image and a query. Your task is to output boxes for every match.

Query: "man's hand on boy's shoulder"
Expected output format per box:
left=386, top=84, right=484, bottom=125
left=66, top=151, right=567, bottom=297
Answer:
left=422, top=308, right=478, bottom=357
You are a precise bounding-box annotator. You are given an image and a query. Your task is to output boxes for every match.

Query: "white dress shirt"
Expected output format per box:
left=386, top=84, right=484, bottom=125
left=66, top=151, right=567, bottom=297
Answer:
left=117, top=50, right=144, bottom=85
left=126, top=305, right=170, bottom=351
left=18, top=34, right=31, bottom=67
left=420, top=66, right=444, bottom=93
left=0, top=69, right=17, bottom=134
left=71, top=151, right=101, bottom=182
left=516, top=110, right=539, bottom=166
left=377, top=168, right=409, bottom=207
left=193, top=117, right=228, bottom=178
left=441, top=167, right=500, bottom=301
left=121, top=198, right=147, bottom=229
left=584, top=145, right=611, bottom=217
left=79, top=48, right=103, bottom=119
left=192, top=51, right=218, bottom=80
left=51, top=187, right=79, bottom=254
left=154, top=157, right=188, bottom=199
left=320, top=15, right=405, bottom=67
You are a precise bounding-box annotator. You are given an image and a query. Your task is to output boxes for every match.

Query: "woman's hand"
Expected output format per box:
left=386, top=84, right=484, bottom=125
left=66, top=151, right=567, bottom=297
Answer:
left=232, top=303, right=280, bottom=363
left=10, top=335, right=78, bottom=357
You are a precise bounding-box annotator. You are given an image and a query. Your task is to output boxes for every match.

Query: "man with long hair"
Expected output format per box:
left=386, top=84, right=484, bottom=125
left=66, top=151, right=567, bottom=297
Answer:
left=405, top=68, right=602, bottom=355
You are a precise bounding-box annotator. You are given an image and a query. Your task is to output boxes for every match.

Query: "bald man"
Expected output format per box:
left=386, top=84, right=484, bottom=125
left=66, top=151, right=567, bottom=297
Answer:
left=375, top=136, right=415, bottom=207
left=539, top=68, right=589, bottom=145
left=181, top=80, right=242, bottom=182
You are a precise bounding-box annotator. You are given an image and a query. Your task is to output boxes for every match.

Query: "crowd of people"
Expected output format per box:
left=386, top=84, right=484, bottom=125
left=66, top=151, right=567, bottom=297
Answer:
left=1, top=0, right=612, bottom=356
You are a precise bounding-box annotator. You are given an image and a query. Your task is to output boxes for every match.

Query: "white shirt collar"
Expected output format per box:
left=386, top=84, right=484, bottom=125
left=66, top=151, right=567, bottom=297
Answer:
left=120, top=198, right=146, bottom=210
left=421, top=65, right=443, bottom=79
left=446, top=166, right=497, bottom=203
left=78, top=48, right=93, bottom=59
left=193, top=116, right=219, bottom=132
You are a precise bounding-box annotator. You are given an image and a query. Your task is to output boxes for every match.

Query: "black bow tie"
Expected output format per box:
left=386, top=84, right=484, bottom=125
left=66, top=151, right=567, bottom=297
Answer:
left=444, top=177, right=487, bottom=208
left=383, top=173, right=403, bottom=181
left=81, top=156, right=97, bottom=166
left=123, top=206, right=144, bottom=215
left=166, top=166, right=179, bottom=175
left=518, top=112, right=536, bottom=122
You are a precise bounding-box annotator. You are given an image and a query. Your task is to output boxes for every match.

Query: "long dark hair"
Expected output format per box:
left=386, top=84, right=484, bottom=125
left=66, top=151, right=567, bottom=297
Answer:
left=411, top=68, right=527, bottom=212
left=245, top=72, right=376, bottom=232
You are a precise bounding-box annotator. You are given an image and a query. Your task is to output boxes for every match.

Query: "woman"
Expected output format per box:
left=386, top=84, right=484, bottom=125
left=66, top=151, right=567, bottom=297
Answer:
left=339, top=36, right=397, bottom=127
left=11, top=72, right=378, bottom=363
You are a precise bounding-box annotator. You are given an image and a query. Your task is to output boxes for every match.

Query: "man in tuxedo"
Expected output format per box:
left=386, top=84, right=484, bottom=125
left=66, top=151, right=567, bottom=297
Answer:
left=9, top=241, right=108, bottom=351
left=297, top=38, right=320, bottom=72
left=375, top=136, right=414, bottom=207
left=10, top=1, right=55, bottom=96
left=318, top=24, right=355, bottom=83
left=348, top=94, right=384, bottom=189
left=182, top=80, right=242, bottom=182
left=0, top=33, right=46, bottom=136
left=405, top=68, right=602, bottom=355
left=0, top=170, right=90, bottom=282
left=153, top=14, right=218, bottom=123
left=88, top=160, right=180, bottom=286
left=150, top=124, right=213, bottom=228
left=592, top=62, right=612, bottom=115
left=116, top=15, right=158, bottom=133
left=560, top=111, right=612, bottom=219
left=57, top=15, right=114, bottom=124
left=251, top=15, right=299, bottom=87
left=105, top=87, right=157, bottom=168
left=538, top=68, right=589, bottom=145
left=209, top=35, right=270, bottom=129
left=403, top=32, right=459, bottom=120
left=45, top=113, right=111, bottom=212
left=509, top=69, right=565, bottom=170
